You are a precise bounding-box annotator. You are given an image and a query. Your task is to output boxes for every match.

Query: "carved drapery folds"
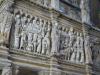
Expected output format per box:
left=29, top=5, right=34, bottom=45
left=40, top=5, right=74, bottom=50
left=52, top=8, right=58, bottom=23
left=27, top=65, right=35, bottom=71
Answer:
left=12, top=10, right=85, bottom=63
left=0, top=0, right=14, bottom=48
left=13, top=11, right=52, bottom=55
left=58, top=26, right=85, bottom=63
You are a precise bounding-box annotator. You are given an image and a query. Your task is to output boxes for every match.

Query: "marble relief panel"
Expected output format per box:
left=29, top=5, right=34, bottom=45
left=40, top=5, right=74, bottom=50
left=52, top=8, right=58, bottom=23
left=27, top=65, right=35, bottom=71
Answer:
left=13, top=10, right=52, bottom=55
left=12, top=10, right=85, bottom=63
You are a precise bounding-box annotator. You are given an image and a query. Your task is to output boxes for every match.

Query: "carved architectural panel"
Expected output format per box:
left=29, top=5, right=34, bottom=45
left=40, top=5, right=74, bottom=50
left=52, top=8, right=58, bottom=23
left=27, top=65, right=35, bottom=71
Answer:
left=12, top=10, right=85, bottom=63
left=12, top=10, right=52, bottom=55
left=0, top=4, right=13, bottom=47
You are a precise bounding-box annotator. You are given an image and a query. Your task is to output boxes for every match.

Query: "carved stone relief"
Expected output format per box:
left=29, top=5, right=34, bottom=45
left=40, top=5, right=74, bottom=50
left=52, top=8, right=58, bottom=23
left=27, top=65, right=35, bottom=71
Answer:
left=80, top=0, right=91, bottom=24
left=13, top=11, right=52, bottom=55
left=0, top=11, right=13, bottom=47
left=13, top=10, right=85, bottom=62
left=90, top=37, right=100, bottom=62
left=0, top=0, right=14, bottom=48
left=58, top=26, right=85, bottom=63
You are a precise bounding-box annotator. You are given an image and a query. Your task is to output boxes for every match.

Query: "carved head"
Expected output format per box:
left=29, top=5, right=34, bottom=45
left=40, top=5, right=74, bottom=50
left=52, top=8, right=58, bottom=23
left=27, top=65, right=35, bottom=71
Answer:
left=80, top=33, right=83, bottom=37
left=77, top=32, right=80, bottom=36
left=69, top=27, right=74, bottom=32
left=15, top=14, right=20, bottom=20
left=66, top=28, right=69, bottom=33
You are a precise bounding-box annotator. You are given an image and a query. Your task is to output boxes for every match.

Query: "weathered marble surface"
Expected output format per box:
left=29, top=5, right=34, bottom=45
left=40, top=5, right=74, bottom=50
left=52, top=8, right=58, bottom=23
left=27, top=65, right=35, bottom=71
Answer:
left=0, top=0, right=100, bottom=75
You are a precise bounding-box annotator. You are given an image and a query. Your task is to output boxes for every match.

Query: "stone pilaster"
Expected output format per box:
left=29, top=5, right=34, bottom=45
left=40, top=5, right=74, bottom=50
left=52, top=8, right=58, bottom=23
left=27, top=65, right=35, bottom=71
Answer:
left=50, top=9, right=60, bottom=55
left=49, top=8, right=61, bottom=75
left=81, top=1, right=93, bottom=75
left=0, top=0, right=14, bottom=48
left=49, top=56, right=61, bottom=75
left=82, top=21, right=93, bottom=75
left=82, top=24, right=92, bottom=64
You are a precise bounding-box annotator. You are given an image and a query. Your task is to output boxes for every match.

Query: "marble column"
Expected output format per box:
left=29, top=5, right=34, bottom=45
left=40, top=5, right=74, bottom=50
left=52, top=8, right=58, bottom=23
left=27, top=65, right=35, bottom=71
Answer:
left=1, top=66, right=12, bottom=75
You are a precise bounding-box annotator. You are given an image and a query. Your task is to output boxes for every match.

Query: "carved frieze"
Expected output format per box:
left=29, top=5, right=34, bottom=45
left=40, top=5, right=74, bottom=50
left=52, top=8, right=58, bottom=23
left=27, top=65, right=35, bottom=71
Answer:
left=13, top=11, right=52, bottom=55
left=12, top=10, right=85, bottom=63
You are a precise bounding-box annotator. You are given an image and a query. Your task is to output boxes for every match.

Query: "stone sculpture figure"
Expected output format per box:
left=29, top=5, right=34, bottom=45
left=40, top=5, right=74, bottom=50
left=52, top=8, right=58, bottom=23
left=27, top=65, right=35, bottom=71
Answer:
left=21, top=14, right=27, bottom=31
left=20, top=31, right=26, bottom=49
left=79, top=33, right=84, bottom=51
left=0, top=12, right=12, bottom=47
left=39, top=20, right=45, bottom=38
left=65, top=28, right=70, bottom=60
left=85, top=35, right=92, bottom=63
left=65, top=28, right=70, bottom=48
left=14, top=14, right=21, bottom=48
left=33, top=33, right=38, bottom=52
left=44, top=21, right=48, bottom=36
left=51, top=21, right=60, bottom=54
left=19, top=15, right=28, bottom=49
left=75, top=32, right=81, bottom=62
left=68, top=27, right=75, bottom=47
left=42, top=31, right=50, bottom=55
left=37, top=34, right=42, bottom=53
left=70, top=47, right=75, bottom=62
left=69, top=30, right=77, bottom=62
left=0, top=0, right=14, bottom=47
left=27, top=32, right=33, bottom=51
left=79, top=33, right=84, bottom=62
left=80, top=0, right=91, bottom=24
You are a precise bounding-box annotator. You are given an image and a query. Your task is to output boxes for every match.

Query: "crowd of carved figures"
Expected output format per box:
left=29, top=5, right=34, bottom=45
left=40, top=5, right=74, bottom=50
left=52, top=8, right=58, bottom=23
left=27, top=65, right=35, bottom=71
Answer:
left=13, top=11, right=84, bottom=63
left=54, top=25, right=84, bottom=63
left=13, top=12, right=52, bottom=55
